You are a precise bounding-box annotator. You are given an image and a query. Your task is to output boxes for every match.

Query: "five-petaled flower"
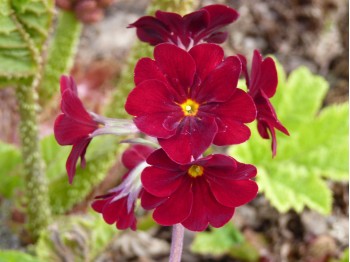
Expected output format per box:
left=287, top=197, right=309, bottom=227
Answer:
left=140, top=149, right=258, bottom=231
left=92, top=145, right=154, bottom=230
left=129, top=4, right=238, bottom=50
left=239, top=50, right=289, bottom=156
left=126, top=43, right=256, bottom=164
left=54, top=76, right=138, bottom=183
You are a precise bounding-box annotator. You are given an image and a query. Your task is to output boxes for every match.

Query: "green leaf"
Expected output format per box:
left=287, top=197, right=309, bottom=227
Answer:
left=0, top=0, right=53, bottom=85
left=257, top=164, right=332, bottom=214
left=191, top=223, right=244, bottom=256
left=0, top=251, right=39, bottom=262
left=40, top=134, right=70, bottom=181
left=229, top=61, right=348, bottom=215
left=0, top=142, right=23, bottom=197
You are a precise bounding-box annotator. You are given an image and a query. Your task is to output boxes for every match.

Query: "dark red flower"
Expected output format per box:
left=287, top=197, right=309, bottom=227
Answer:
left=54, top=76, right=99, bottom=183
left=125, top=43, right=256, bottom=164
left=92, top=145, right=154, bottom=230
left=129, top=4, right=239, bottom=50
left=239, top=50, right=289, bottom=156
left=54, top=75, right=138, bottom=183
left=140, top=149, right=258, bottom=231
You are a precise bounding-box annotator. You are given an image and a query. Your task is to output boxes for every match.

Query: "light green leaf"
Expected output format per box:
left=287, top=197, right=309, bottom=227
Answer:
left=0, top=251, right=39, bottom=262
left=0, top=142, right=23, bottom=197
left=40, top=135, right=70, bottom=180
left=257, top=164, right=332, bottom=214
left=191, top=223, right=244, bottom=256
left=0, top=0, right=53, bottom=85
left=229, top=61, right=348, bottom=215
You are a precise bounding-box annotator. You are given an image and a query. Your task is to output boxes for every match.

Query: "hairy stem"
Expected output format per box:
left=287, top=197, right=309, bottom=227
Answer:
left=169, top=224, right=185, bottom=262
left=16, top=80, right=51, bottom=240
left=38, top=11, right=82, bottom=105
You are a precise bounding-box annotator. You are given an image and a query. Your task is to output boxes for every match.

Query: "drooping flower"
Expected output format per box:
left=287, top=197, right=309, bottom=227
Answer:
left=129, top=4, right=239, bottom=50
left=125, top=43, right=256, bottom=164
left=140, top=149, right=258, bottom=231
left=239, top=51, right=289, bottom=156
left=92, top=145, right=154, bottom=230
left=54, top=75, right=139, bottom=183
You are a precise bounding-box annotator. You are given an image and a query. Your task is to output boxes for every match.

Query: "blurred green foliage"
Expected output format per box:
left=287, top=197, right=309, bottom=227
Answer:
left=0, top=142, right=22, bottom=198
left=35, top=213, right=117, bottom=262
left=229, top=60, right=349, bottom=215
left=191, top=223, right=260, bottom=261
left=0, top=251, right=39, bottom=262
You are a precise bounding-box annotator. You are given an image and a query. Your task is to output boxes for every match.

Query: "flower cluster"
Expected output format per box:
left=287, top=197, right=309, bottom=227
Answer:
left=54, top=4, right=288, bottom=231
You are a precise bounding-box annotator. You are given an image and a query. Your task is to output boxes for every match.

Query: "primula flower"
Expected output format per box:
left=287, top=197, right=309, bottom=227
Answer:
left=140, top=149, right=258, bottom=231
left=129, top=4, right=238, bottom=50
left=239, top=51, right=289, bottom=156
left=54, top=75, right=138, bottom=183
left=92, top=145, right=154, bottom=230
left=125, top=43, right=256, bottom=164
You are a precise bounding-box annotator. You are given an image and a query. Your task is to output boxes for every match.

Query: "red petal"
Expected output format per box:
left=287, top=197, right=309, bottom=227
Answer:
left=54, top=114, right=96, bottom=145
left=158, top=117, right=218, bottom=164
left=152, top=178, right=193, bottom=226
left=146, top=148, right=181, bottom=170
left=60, top=88, right=95, bottom=125
left=60, top=75, right=77, bottom=95
left=203, top=5, right=239, bottom=30
left=250, top=50, right=278, bottom=98
left=129, top=16, right=170, bottom=45
left=189, top=44, right=224, bottom=82
left=154, top=43, right=196, bottom=93
left=134, top=58, right=166, bottom=85
left=122, top=145, right=154, bottom=170
left=197, top=154, right=237, bottom=178
left=66, top=139, right=91, bottom=183
left=204, top=31, right=228, bottom=44
left=182, top=179, right=234, bottom=231
left=155, top=11, right=183, bottom=37
left=259, top=57, right=278, bottom=98
left=208, top=178, right=258, bottom=207
left=234, top=162, right=257, bottom=180
left=213, top=119, right=251, bottom=146
left=141, top=189, right=167, bottom=210
left=183, top=9, right=209, bottom=36
left=237, top=54, right=250, bottom=87
left=141, top=166, right=184, bottom=197
left=194, top=56, right=240, bottom=103
left=125, top=80, right=181, bottom=138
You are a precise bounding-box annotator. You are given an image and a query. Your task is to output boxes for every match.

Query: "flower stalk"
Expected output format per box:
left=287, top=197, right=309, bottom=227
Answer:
left=169, top=224, right=185, bottom=262
left=15, top=80, right=51, bottom=240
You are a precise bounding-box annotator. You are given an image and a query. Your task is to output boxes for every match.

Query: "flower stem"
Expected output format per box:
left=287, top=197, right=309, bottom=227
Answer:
left=15, top=81, right=51, bottom=240
left=169, top=224, right=185, bottom=262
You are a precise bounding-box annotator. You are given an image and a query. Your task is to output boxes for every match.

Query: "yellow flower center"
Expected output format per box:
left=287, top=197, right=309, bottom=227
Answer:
left=180, top=99, right=200, bottom=116
left=187, top=165, right=204, bottom=178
